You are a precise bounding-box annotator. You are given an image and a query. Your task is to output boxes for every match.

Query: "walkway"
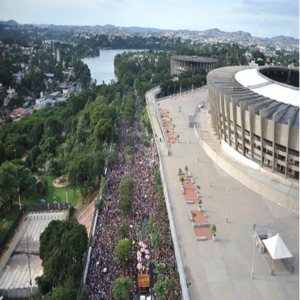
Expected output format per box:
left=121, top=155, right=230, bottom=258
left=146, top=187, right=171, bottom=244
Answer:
left=147, top=90, right=299, bottom=300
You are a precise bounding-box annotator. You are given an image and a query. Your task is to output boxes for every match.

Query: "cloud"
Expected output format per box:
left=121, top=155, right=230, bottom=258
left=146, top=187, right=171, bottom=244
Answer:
left=232, top=0, right=299, bottom=17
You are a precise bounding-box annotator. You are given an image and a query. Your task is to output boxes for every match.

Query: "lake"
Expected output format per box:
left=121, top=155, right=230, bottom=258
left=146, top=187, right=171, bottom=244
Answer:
left=82, top=49, right=140, bottom=85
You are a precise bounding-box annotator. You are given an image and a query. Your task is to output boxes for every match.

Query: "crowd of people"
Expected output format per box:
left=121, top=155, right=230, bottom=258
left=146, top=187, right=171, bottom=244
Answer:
left=87, top=92, right=182, bottom=300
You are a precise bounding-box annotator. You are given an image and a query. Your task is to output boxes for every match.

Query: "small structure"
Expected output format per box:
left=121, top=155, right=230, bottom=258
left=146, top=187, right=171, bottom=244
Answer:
left=262, top=233, right=294, bottom=275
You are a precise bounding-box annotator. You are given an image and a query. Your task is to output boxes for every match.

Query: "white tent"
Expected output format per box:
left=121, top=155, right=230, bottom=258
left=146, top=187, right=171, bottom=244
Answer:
left=263, top=233, right=293, bottom=275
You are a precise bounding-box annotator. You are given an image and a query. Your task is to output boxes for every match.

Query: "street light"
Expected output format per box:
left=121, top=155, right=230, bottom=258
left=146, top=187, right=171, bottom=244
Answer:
left=251, top=224, right=256, bottom=279
left=167, top=86, right=170, bottom=96
left=14, top=150, right=22, bottom=210
left=180, top=83, right=182, bottom=96
left=226, top=186, right=229, bottom=223
left=209, top=159, right=211, bottom=187
left=174, top=84, right=176, bottom=95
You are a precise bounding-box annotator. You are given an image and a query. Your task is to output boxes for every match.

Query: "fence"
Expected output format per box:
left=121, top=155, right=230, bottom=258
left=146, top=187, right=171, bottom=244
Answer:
left=0, top=203, right=72, bottom=257
left=76, top=122, right=116, bottom=300
left=146, top=88, right=190, bottom=300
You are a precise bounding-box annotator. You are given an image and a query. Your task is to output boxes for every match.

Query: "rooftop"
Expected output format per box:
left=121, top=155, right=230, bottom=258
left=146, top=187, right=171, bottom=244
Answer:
left=171, top=55, right=218, bottom=63
left=235, top=67, right=299, bottom=107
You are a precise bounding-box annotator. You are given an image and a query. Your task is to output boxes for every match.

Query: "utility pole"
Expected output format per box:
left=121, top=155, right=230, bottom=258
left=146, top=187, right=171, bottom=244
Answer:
left=226, top=186, right=229, bottom=223
left=25, top=219, right=33, bottom=294
left=209, top=159, right=211, bottom=187
left=251, top=224, right=256, bottom=279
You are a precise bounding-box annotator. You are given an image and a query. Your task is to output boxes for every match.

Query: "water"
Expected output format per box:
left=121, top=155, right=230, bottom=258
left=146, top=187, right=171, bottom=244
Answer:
left=82, top=49, right=140, bottom=85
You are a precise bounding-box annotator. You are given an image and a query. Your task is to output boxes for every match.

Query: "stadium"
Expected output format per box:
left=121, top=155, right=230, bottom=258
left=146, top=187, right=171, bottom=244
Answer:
left=170, top=55, right=218, bottom=75
left=207, top=65, right=299, bottom=179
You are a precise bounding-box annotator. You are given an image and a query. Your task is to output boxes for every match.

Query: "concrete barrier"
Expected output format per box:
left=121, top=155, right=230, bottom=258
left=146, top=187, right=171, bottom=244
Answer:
left=185, top=201, right=194, bottom=205
left=194, top=223, right=210, bottom=228
left=146, top=88, right=190, bottom=300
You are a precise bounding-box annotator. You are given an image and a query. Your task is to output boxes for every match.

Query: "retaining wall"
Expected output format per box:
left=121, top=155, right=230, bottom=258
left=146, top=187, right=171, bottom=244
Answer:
left=147, top=88, right=190, bottom=300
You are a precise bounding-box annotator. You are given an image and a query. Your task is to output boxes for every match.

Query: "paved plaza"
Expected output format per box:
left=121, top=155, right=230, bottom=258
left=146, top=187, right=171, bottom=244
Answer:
left=147, top=89, right=299, bottom=300
left=0, top=212, right=64, bottom=298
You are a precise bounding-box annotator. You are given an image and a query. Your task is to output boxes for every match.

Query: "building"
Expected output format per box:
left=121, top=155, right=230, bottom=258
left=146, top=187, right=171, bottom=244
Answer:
left=7, top=86, right=16, bottom=99
left=56, top=48, right=60, bottom=63
left=59, top=81, right=77, bottom=97
left=170, top=55, right=218, bottom=76
left=207, top=66, right=299, bottom=179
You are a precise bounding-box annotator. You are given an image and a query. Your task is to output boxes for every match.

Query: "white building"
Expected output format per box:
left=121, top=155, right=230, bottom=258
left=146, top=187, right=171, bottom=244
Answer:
left=56, top=48, right=60, bottom=63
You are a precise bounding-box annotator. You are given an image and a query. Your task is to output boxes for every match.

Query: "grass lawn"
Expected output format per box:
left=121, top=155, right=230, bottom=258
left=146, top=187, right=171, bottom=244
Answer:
left=1, top=176, right=82, bottom=241
left=0, top=205, right=21, bottom=241
left=24, top=176, right=81, bottom=207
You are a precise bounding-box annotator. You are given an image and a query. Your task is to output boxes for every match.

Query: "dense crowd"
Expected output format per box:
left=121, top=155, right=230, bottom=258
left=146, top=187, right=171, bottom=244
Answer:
left=87, top=92, right=182, bottom=299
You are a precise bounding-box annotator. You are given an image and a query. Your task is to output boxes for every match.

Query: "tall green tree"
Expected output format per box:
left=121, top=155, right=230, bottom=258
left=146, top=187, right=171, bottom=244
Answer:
left=115, top=239, right=132, bottom=263
left=36, top=218, right=88, bottom=297
left=112, top=276, right=133, bottom=300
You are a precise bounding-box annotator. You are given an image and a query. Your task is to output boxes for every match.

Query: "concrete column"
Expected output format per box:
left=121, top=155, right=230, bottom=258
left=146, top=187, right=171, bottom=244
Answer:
left=285, top=108, right=298, bottom=176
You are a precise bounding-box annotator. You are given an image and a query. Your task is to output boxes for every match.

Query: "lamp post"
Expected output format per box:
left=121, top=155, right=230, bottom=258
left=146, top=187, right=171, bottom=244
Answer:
left=174, top=84, right=176, bottom=95
left=14, top=150, right=22, bottom=210
left=25, top=219, right=33, bottom=294
left=226, top=186, right=229, bottom=223
left=251, top=224, right=256, bottom=279
left=168, top=86, right=170, bottom=96
left=209, top=159, right=211, bottom=187
left=180, top=84, right=182, bottom=96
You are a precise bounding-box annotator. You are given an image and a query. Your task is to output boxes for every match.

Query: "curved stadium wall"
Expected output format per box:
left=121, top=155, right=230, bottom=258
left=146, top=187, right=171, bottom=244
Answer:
left=207, top=66, right=299, bottom=179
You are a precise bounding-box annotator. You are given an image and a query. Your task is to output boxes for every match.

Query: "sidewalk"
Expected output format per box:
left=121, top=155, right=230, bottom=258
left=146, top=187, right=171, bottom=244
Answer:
left=147, top=90, right=299, bottom=300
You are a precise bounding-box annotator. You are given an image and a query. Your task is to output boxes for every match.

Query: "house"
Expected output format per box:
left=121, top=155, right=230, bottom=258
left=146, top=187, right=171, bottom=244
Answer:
left=10, top=108, right=31, bottom=121
left=59, top=82, right=77, bottom=98
left=7, top=87, right=16, bottom=99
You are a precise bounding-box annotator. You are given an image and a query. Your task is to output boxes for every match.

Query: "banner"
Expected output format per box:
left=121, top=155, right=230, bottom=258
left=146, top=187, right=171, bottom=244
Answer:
left=138, top=274, right=150, bottom=288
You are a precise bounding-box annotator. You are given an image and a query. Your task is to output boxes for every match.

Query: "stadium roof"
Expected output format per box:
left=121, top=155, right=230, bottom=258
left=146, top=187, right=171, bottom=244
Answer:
left=171, top=55, right=218, bottom=63
left=235, top=68, right=299, bottom=107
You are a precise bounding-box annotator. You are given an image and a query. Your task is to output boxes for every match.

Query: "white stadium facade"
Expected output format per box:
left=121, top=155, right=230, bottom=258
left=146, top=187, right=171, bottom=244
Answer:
left=207, top=66, right=299, bottom=179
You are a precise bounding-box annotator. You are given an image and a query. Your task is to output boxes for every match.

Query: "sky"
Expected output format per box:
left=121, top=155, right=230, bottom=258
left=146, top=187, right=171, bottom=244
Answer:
left=0, top=0, right=299, bottom=38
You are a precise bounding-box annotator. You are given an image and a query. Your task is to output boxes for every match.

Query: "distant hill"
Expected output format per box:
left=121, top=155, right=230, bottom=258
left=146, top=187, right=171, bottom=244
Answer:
left=0, top=20, right=298, bottom=44
left=0, top=19, right=18, bottom=26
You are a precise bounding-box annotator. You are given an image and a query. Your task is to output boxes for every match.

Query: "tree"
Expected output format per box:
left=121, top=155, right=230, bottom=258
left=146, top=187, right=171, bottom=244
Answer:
left=47, top=159, right=62, bottom=178
left=153, top=278, right=175, bottom=299
left=94, top=118, right=112, bottom=142
left=119, top=194, right=132, bottom=216
left=36, top=154, right=47, bottom=171
left=0, top=162, right=18, bottom=215
left=26, top=145, right=42, bottom=171
left=112, top=276, right=133, bottom=300
left=40, top=137, right=57, bottom=157
left=115, top=239, right=132, bottom=263
left=36, top=218, right=88, bottom=296
left=118, top=223, right=130, bottom=239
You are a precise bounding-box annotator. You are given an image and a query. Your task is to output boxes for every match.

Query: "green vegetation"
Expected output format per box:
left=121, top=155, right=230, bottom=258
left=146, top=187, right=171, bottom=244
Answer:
left=115, top=238, right=132, bottom=263
left=36, top=218, right=88, bottom=298
left=0, top=204, right=20, bottom=240
left=112, top=276, right=133, bottom=300
left=118, top=177, right=134, bottom=215
left=25, top=176, right=80, bottom=207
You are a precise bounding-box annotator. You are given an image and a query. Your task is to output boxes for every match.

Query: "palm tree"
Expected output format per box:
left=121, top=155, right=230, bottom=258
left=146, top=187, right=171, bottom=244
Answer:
left=185, top=165, right=188, bottom=174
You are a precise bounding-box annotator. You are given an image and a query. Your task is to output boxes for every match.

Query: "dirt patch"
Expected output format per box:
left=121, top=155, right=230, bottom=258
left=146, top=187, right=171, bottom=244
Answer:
left=53, top=175, right=68, bottom=187
left=2, top=222, right=8, bottom=229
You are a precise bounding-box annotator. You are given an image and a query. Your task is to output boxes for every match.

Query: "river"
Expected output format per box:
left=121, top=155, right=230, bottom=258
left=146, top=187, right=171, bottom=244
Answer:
left=82, top=49, right=140, bottom=85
